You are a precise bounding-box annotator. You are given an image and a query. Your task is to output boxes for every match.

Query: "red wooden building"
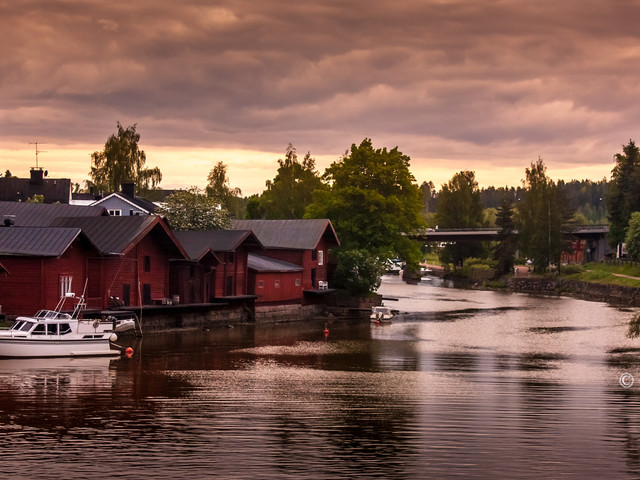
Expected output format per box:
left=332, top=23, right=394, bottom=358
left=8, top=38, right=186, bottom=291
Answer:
left=51, top=215, right=188, bottom=309
left=247, top=253, right=304, bottom=304
left=233, top=219, right=340, bottom=303
left=172, top=230, right=263, bottom=302
left=0, top=226, right=101, bottom=315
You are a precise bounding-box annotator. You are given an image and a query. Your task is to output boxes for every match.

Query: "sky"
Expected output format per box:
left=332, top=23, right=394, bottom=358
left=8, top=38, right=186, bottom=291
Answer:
left=1, top=0, right=638, bottom=195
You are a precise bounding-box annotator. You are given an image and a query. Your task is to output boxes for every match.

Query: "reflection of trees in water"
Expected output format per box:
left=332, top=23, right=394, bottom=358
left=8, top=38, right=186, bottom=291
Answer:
left=266, top=375, right=418, bottom=479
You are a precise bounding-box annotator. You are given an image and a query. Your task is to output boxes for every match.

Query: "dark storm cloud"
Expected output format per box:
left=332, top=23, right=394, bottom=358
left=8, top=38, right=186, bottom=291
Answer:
left=3, top=0, right=640, bottom=171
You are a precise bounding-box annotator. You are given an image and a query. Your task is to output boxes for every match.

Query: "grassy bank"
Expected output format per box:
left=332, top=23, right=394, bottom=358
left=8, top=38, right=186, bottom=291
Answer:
left=561, top=262, right=640, bottom=288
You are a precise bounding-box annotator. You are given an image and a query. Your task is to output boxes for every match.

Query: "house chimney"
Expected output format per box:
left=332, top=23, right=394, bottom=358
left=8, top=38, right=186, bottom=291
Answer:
left=29, top=167, right=44, bottom=185
left=121, top=182, right=136, bottom=197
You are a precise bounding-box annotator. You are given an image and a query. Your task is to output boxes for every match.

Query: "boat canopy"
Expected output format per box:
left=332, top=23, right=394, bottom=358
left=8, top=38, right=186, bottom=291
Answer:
left=33, top=310, right=72, bottom=320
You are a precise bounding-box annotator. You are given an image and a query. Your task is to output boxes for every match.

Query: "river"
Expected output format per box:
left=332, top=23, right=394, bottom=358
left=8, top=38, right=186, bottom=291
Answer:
left=1, top=275, right=640, bottom=479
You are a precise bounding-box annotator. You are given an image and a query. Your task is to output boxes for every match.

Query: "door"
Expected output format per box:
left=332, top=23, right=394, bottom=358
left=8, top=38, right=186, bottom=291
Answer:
left=225, top=275, right=233, bottom=296
left=122, top=284, right=131, bottom=306
left=143, top=284, right=152, bottom=305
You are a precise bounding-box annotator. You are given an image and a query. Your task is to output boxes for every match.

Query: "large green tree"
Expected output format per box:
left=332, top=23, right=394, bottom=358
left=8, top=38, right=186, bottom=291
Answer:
left=517, top=158, right=573, bottom=273
left=89, top=122, right=162, bottom=194
left=306, top=138, right=424, bottom=294
left=607, top=140, right=640, bottom=247
left=493, top=194, right=517, bottom=275
left=254, top=144, right=325, bottom=219
left=625, top=211, right=640, bottom=260
left=419, top=180, right=438, bottom=225
left=206, top=161, right=244, bottom=218
left=435, top=170, right=485, bottom=266
left=436, top=171, right=484, bottom=228
left=157, top=188, right=231, bottom=230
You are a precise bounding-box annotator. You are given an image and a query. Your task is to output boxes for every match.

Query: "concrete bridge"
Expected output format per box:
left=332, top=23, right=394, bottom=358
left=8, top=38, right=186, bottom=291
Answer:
left=410, top=225, right=611, bottom=262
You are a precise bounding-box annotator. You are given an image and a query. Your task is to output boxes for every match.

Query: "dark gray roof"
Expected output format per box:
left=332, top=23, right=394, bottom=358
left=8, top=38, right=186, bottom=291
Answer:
left=173, top=230, right=263, bottom=260
left=233, top=219, right=340, bottom=250
left=51, top=215, right=185, bottom=257
left=248, top=253, right=303, bottom=273
left=0, top=227, right=84, bottom=257
left=0, top=201, right=107, bottom=227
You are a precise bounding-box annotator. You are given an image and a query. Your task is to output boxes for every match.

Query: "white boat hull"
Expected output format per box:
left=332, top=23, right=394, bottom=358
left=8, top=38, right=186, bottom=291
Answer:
left=0, top=336, right=118, bottom=358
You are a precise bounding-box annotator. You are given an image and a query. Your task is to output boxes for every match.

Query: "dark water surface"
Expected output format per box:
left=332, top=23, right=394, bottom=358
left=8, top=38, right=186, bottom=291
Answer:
left=2, top=275, right=640, bottom=479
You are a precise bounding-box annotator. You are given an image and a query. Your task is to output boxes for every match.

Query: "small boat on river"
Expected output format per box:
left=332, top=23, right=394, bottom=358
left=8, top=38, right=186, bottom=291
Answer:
left=0, top=293, right=136, bottom=358
left=370, top=305, right=393, bottom=324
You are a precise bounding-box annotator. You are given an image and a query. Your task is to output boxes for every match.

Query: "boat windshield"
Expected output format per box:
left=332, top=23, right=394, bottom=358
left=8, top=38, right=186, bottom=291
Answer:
left=10, top=321, right=24, bottom=331
left=373, top=307, right=391, bottom=314
left=34, top=310, right=71, bottom=320
left=19, top=322, right=34, bottom=332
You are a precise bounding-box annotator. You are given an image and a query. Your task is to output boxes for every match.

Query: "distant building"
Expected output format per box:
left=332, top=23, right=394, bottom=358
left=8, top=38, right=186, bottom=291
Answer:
left=0, top=168, right=71, bottom=203
left=90, top=182, right=158, bottom=216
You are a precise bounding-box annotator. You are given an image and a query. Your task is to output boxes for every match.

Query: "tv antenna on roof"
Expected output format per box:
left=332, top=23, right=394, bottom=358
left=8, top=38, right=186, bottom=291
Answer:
left=28, top=141, right=47, bottom=169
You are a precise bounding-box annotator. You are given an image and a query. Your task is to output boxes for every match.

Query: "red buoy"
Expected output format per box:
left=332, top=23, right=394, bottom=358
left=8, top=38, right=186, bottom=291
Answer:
left=324, top=329, right=329, bottom=336
left=125, top=347, right=134, bottom=357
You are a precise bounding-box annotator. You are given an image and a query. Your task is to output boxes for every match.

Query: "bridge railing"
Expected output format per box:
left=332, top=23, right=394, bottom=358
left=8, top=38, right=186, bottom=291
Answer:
left=414, top=224, right=609, bottom=234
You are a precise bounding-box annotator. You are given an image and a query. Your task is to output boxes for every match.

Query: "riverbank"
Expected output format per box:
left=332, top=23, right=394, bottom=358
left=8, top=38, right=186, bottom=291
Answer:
left=424, top=264, right=640, bottom=307
left=507, top=277, right=640, bottom=307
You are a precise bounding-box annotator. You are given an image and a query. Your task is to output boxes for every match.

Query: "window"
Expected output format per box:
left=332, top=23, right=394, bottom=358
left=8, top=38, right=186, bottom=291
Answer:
left=144, top=256, right=151, bottom=272
left=311, top=249, right=317, bottom=261
left=47, top=324, right=58, bottom=335
left=60, top=324, right=72, bottom=335
left=275, top=280, right=280, bottom=288
left=227, top=253, right=235, bottom=264
left=318, top=250, right=324, bottom=266
left=32, top=324, right=45, bottom=335
left=295, top=279, right=301, bottom=287
left=59, top=275, right=73, bottom=298
left=258, top=280, right=264, bottom=288
left=108, top=209, right=122, bottom=216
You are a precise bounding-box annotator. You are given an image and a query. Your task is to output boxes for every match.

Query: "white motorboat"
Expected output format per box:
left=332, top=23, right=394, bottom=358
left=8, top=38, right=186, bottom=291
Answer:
left=0, top=293, right=135, bottom=358
left=0, top=311, right=119, bottom=358
left=370, top=305, right=393, bottom=324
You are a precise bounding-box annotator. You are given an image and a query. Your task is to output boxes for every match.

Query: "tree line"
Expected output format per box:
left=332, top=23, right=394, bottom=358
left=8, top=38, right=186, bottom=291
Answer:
left=85, top=122, right=640, bottom=294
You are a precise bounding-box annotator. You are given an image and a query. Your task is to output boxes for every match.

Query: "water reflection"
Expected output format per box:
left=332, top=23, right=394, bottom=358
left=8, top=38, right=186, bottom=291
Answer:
left=0, top=276, right=639, bottom=478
